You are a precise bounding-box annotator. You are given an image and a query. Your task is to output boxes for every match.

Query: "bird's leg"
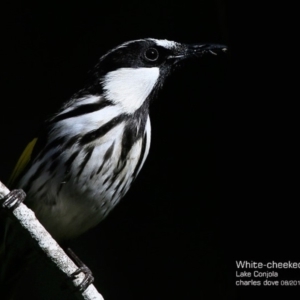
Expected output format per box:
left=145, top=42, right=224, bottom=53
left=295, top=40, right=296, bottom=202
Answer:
left=1, top=189, right=26, bottom=211
left=66, top=247, right=94, bottom=292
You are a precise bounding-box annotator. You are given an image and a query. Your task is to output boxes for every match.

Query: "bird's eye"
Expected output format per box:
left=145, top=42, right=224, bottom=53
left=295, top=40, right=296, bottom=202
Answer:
left=144, top=48, right=159, bottom=62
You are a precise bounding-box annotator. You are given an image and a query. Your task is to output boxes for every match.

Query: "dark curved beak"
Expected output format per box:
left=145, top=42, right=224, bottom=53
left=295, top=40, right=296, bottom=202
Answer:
left=168, top=43, right=228, bottom=63
left=187, top=43, right=228, bottom=57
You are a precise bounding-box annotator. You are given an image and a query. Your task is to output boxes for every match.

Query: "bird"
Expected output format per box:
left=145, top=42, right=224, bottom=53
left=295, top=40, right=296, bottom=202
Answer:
left=0, top=38, right=227, bottom=297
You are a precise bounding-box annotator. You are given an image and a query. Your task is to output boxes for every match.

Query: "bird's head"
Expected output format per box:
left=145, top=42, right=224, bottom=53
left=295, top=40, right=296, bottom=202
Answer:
left=84, top=38, right=227, bottom=114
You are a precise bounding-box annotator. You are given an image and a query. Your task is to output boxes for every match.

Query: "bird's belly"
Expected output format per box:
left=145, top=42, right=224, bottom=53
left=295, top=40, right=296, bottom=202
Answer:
left=31, top=193, right=113, bottom=240
left=27, top=136, right=145, bottom=240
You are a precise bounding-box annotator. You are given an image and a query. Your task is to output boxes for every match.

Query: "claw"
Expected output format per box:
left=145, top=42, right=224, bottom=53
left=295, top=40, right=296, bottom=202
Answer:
left=66, top=248, right=94, bottom=292
left=2, top=189, right=26, bottom=211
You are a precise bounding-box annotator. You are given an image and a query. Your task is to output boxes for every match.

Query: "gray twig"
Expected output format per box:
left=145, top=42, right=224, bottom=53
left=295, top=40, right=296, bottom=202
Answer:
left=0, top=180, right=104, bottom=300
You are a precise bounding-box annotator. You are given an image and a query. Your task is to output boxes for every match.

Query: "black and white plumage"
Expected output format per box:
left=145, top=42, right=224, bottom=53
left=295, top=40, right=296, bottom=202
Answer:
left=0, top=38, right=226, bottom=295
left=6, top=38, right=226, bottom=241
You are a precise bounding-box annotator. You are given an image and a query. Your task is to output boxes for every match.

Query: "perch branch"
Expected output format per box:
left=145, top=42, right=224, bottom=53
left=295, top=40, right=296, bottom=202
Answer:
left=0, top=180, right=104, bottom=300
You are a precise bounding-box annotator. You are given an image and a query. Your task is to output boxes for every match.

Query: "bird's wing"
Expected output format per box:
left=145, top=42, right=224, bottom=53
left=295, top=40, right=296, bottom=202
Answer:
left=1, top=138, right=39, bottom=295
left=8, top=138, right=38, bottom=187
left=1, top=132, right=48, bottom=295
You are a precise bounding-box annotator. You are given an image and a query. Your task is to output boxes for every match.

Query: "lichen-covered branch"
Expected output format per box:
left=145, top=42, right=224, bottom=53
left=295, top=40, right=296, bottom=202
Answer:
left=0, top=180, right=104, bottom=300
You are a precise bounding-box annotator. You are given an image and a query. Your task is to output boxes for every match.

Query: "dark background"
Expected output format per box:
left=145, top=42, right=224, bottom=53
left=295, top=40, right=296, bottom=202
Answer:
left=1, top=1, right=299, bottom=299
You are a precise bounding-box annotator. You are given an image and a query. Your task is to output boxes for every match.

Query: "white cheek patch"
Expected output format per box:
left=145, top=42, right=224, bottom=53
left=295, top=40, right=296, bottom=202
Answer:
left=102, top=67, right=159, bottom=114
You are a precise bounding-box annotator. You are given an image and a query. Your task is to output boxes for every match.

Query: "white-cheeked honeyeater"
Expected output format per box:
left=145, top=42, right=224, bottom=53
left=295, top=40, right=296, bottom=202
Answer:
left=0, top=38, right=226, bottom=295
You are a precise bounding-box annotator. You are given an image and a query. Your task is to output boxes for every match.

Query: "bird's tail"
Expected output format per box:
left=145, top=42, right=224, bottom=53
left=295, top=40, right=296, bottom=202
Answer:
left=0, top=217, right=35, bottom=300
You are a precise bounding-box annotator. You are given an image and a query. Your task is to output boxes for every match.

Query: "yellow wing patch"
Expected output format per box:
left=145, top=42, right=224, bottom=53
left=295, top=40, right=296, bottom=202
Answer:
left=8, top=138, right=38, bottom=187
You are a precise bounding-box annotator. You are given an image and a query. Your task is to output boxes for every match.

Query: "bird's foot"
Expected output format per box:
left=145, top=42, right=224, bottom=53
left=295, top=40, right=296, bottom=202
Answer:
left=66, top=248, right=94, bottom=292
left=1, top=189, right=26, bottom=211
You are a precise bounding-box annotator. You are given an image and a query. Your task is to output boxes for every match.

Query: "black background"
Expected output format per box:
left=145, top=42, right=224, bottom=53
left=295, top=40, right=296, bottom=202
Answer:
left=1, top=1, right=299, bottom=299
